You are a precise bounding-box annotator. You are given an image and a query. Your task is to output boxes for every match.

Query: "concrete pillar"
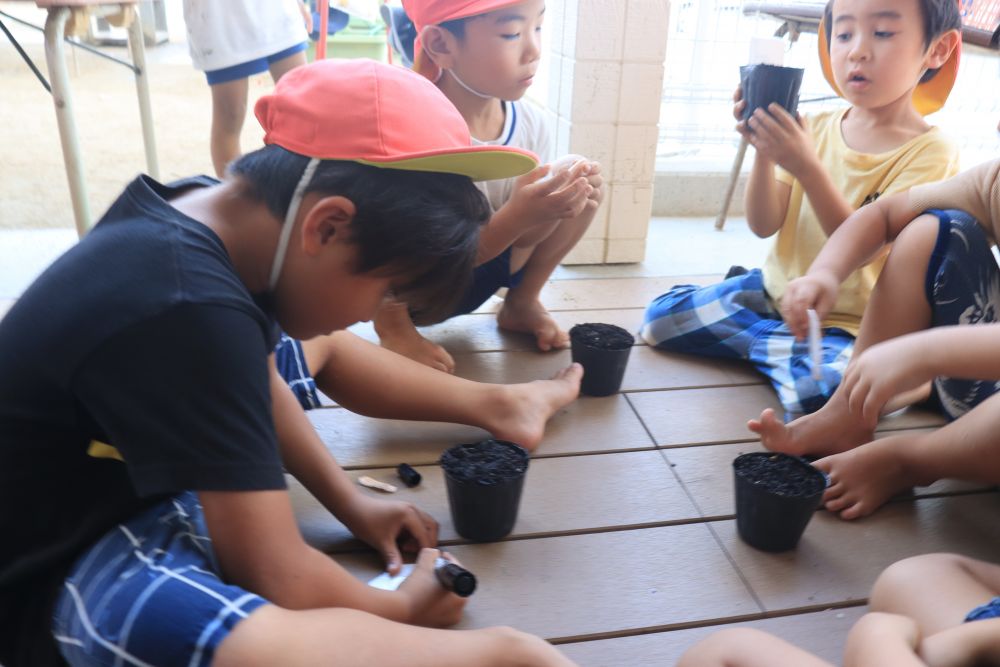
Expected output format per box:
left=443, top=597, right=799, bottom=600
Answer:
left=546, top=0, right=669, bottom=264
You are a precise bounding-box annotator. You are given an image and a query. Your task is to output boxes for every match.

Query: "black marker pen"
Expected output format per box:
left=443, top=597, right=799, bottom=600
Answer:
left=434, top=557, right=477, bottom=597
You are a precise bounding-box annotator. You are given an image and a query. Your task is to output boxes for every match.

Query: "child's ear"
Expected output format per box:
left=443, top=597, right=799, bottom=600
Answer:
left=300, top=195, right=356, bottom=256
left=422, top=25, right=459, bottom=70
left=924, top=29, right=960, bottom=70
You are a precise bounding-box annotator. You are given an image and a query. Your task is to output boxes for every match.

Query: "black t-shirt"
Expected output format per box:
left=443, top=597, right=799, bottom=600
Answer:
left=0, top=176, right=287, bottom=665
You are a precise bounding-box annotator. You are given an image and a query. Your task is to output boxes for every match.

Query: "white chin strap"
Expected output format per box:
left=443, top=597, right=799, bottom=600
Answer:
left=268, top=157, right=321, bottom=293
left=446, top=69, right=493, bottom=100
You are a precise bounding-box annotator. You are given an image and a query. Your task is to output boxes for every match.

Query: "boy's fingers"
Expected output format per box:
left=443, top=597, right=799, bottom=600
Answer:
left=415, top=547, right=441, bottom=571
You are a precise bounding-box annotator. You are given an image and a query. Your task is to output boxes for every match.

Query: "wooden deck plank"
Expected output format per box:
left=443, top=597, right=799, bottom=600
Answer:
left=716, top=494, right=1000, bottom=612
left=629, top=386, right=946, bottom=448
left=629, top=385, right=782, bottom=446
left=338, top=524, right=760, bottom=641
left=308, top=393, right=655, bottom=468
left=664, top=433, right=991, bottom=518
left=454, top=346, right=745, bottom=393
left=293, top=450, right=699, bottom=551
left=532, top=275, right=718, bottom=311
left=347, top=308, right=646, bottom=354
left=559, top=606, right=866, bottom=666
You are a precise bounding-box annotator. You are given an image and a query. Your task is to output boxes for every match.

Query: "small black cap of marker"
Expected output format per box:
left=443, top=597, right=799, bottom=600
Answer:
left=434, top=557, right=477, bottom=597
left=396, top=463, right=422, bottom=487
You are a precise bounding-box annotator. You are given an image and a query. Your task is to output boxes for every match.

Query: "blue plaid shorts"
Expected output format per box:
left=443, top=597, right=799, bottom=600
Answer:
left=640, top=269, right=855, bottom=417
left=924, top=210, right=1000, bottom=420
left=275, top=333, right=322, bottom=410
left=52, top=492, right=268, bottom=667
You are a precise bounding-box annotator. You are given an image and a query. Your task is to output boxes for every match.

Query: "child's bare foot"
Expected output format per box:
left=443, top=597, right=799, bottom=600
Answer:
left=747, top=391, right=876, bottom=457
left=497, top=296, right=569, bottom=352
left=815, top=434, right=919, bottom=520
left=380, top=329, right=455, bottom=373
left=485, top=363, right=582, bottom=450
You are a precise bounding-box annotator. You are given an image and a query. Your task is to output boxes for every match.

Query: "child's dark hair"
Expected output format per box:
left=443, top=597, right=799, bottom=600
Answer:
left=440, top=17, right=467, bottom=39
left=230, top=145, right=490, bottom=325
left=823, top=0, right=961, bottom=83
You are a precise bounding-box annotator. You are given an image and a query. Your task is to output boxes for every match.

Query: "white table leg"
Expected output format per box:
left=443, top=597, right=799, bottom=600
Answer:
left=125, top=7, right=158, bottom=179
left=43, top=6, right=91, bottom=237
left=714, top=136, right=749, bottom=231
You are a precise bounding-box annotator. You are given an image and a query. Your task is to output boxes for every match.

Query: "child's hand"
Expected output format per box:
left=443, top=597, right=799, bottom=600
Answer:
left=340, top=493, right=439, bottom=576
left=781, top=271, right=841, bottom=339
left=397, top=548, right=467, bottom=627
left=583, top=161, right=605, bottom=209
left=745, top=104, right=817, bottom=176
left=733, top=85, right=748, bottom=131
left=508, top=163, right=593, bottom=226
left=841, top=335, right=934, bottom=426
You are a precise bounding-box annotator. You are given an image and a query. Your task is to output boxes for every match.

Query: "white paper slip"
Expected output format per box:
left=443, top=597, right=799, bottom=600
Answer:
left=807, top=309, right=822, bottom=380
left=368, top=565, right=415, bottom=591
left=748, top=36, right=785, bottom=66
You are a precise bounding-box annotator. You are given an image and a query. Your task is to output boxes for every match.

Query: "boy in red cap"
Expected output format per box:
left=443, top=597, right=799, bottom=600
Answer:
left=642, top=0, right=962, bottom=421
left=346, top=0, right=603, bottom=372
left=0, top=60, right=575, bottom=667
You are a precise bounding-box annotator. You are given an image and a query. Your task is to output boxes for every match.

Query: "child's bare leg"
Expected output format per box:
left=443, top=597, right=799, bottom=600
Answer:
left=374, top=300, right=456, bottom=373
left=266, top=50, right=307, bottom=82
left=817, top=389, right=1000, bottom=519
left=676, top=628, right=834, bottom=667
left=870, top=553, right=1000, bottom=635
left=498, top=206, right=596, bottom=352
left=303, top=331, right=581, bottom=450
left=209, top=78, right=250, bottom=178
left=748, top=215, right=941, bottom=457
left=215, top=605, right=577, bottom=667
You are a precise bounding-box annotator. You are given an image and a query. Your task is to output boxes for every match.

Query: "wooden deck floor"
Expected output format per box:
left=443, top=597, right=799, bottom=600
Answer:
left=285, top=273, right=1000, bottom=666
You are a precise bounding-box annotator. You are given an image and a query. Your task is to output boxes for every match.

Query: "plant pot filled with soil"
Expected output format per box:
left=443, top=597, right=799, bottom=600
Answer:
left=569, top=323, right=635, bottom=396
left=739, top=64, right=804, bottom=121
left=733, top=452, right=826, bottom=552
left=440, top=439, right=529, bottom=542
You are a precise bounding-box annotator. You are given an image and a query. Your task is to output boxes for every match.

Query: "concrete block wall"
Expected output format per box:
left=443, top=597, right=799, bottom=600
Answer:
left=545, top=0, right=669, bottom=264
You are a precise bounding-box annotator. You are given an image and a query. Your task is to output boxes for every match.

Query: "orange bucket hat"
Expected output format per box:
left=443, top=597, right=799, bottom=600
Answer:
left=254, top=58, right=537, bottom=180
left=817, top=14, right=961, bottom=116
left=401, top=0, right=524, bottom=81
left=253, top=58, right=537, bottom=290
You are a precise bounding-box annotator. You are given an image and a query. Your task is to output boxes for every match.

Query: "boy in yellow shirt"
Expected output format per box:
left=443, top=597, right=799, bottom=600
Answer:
left=641, top=0, right=961, bottom=418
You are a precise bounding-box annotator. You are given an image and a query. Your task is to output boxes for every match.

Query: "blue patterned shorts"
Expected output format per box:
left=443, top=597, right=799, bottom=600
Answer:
left=924, top=210, right=1000, bottom=420
left=52, top=492, right=268, bottom=667
left=275, top=333, right=322, bottom=410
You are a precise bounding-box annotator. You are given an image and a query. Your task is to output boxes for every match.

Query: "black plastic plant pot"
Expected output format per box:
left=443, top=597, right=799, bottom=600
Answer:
left=569, top=323, right=635, bottom=397
left=740, top=64, right=805, bottom=121
left=733, top=452, right=826, bottom=552
left=441, top=439, right=530, bottom=542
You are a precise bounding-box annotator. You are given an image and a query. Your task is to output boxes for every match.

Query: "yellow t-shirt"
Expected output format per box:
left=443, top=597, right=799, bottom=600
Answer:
left=762, top=108, right=959, bottom=335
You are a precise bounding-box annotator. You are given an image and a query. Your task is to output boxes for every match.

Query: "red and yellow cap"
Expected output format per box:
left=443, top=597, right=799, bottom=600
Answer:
left=401, top=0, right=523, bottom=81
left=817, top=14, right=961, bottom=116
left=254, top=58, right=537, bottom=180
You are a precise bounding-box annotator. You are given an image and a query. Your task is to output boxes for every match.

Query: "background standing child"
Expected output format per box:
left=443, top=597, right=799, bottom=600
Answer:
left=182, top=0, right=311, bottom=177
left=0, top=60, right=574, bottom=667
left=641, top=0, right=961, bottom=418
left=754, top=159, right=1000, bottom=520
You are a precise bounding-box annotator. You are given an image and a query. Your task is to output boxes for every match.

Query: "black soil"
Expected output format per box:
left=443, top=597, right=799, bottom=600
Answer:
left=569, top=323, right=635, bottom=351
left=734, top=453, right=824, bottom=497
left=440, top=439, right=528, bottom=485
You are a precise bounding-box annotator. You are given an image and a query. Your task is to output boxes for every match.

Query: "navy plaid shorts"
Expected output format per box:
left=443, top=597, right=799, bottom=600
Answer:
left=274, top=333, right=322, bottom=410
left=640, top=269, right=855, bottom=417
left=924, top=210, right=1000, bottom=420
left=52, top=492, right=268, bottom=667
